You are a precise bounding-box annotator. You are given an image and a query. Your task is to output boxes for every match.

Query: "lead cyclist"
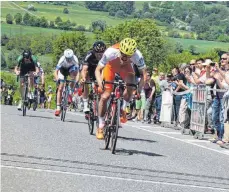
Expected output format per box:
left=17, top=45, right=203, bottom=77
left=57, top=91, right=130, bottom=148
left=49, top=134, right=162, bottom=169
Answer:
left=95, top=38, right=147, bottom=139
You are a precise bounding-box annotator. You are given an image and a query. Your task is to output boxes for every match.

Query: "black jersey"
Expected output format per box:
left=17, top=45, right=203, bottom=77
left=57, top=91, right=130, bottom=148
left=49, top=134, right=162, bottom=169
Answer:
left=83, top=50, right=98, bottom=80
left=83, top=51, right=99, bottom=68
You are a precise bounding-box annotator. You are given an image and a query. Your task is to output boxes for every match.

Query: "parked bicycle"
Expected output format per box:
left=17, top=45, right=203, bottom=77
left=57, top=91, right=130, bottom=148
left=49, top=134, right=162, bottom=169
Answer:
left=103, top=79, right=137, bottom=154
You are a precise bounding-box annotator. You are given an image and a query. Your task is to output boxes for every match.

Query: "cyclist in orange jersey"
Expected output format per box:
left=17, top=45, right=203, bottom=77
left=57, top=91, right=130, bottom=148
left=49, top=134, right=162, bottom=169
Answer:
left=95, top=38, right=147, bottom=139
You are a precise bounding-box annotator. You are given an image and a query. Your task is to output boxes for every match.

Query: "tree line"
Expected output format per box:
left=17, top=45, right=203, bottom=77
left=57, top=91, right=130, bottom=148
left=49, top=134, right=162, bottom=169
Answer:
left=84, top=1, right=229, bottom=43
left=1, top=19, right=221, bottom=73
left=6, top=12, right=88, bottom=32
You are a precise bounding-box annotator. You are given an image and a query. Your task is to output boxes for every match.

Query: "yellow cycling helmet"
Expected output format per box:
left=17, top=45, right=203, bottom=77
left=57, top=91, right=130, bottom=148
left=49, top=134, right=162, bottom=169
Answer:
left=120, top=38, right=137, bottom=56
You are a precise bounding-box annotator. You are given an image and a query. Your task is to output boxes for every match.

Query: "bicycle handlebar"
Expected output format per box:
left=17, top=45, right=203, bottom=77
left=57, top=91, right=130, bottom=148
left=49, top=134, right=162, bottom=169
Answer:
left=103, top=80, right=137, bottom=88
left=85, top=80, right=98, bottom=85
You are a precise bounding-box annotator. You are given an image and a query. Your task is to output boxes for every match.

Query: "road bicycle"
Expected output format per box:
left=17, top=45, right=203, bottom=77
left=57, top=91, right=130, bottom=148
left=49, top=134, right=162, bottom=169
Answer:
left=84, top=80, right=100, bottom=135
left=55, top=78, right=76, bottom=122
left=103, top=79, right=136, bottom=154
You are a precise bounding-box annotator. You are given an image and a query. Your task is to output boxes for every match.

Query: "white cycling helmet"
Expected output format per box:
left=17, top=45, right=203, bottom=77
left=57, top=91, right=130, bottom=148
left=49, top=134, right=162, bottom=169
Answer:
left=64, top=49, right=74, bottom=59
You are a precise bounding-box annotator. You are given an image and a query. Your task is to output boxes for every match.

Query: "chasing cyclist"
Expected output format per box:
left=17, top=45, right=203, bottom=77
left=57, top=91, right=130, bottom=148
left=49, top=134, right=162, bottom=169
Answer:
left=81, top=41, right=106, bottom=113
left=54, top=49, right=80, bottom=116
left=14, top=50, right=39, bottom=110
left=95, top=38, right=147, bottom=139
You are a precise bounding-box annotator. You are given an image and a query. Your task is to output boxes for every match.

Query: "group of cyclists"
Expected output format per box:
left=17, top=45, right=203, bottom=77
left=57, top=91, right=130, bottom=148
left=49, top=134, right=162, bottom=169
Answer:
left=14, top=37, right=147, bottom=140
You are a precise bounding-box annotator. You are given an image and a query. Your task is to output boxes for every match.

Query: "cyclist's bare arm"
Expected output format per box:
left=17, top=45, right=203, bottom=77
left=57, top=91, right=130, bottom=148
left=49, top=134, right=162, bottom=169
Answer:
left=35, top=66, right=39, bottom=74
left=81, top=65, right=88, bottom=82
left=75, top=70, right=80, bottom=83
left=54, top=69, right=59, bottom=81
left=95, top=65, right=104, bottom=89
left=138, top=68, right=147, bottom=92
left=14, top=66, right=20, bottom=75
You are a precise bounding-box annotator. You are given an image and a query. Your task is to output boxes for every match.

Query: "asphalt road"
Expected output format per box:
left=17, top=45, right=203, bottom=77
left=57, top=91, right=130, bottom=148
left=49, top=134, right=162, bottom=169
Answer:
left=1, top=105, right=229, bottom=192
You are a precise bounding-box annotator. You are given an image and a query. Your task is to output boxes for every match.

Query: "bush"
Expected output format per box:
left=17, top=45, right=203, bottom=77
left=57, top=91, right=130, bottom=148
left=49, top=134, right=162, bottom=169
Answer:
left=115, top=10, right=126, bottom=18
left=168, top=31, right=181, bottom=38
left=6, top=13, right=13, bottom=24
left=14, top=13, right=22, bottom=24
left=27, top=4, right=37, bottom=11
left=63, top=8, right=69, bottom=14
left=1, top=34, right=9, bottom=46
left=1, top=51, right=7, bottom=69
left=143, top=12, right=152, bottom=19
left=7, top=49, right=20, bottom=69
left=76, top=25, right=86, bottom=31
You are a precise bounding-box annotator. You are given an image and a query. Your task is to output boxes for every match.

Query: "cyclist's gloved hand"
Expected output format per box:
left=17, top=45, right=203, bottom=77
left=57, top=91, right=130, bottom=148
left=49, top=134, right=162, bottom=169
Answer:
left=80, top=78, right=86, bottom=83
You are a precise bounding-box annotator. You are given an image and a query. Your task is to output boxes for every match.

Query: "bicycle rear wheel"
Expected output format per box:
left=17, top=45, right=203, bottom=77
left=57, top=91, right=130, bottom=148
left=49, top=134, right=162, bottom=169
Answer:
left=111, top=99, right=120, bottom=154
left=33, top=101, right=37, bottom=111
left=104, top=100, right=113, bottom=150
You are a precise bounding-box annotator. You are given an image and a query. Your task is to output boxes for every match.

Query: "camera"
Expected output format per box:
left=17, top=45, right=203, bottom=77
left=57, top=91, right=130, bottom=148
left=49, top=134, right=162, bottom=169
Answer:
left=171, top=76, right=179, bottom=81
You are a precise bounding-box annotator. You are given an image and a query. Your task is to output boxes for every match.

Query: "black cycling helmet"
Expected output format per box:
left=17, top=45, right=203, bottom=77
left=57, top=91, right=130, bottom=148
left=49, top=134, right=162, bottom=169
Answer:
left=23, top=50, right=32, bottom=59
left=93, top=41, right=106, bottom=53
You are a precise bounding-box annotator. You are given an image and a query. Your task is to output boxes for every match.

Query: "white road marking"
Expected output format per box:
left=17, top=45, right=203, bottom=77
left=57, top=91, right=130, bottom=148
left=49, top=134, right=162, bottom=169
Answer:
left=184, top=140, right=209, bottom=143
left=1, top=165, right=228, bottom=191
left=132, top=126, right=229, bottom=156
left=153, top=131, right=181, bottom=135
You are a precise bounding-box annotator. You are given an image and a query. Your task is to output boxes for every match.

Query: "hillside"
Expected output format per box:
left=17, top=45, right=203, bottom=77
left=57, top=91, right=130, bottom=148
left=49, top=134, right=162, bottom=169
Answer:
left=1, top=1, right=229, bottom=55
left=1, top=1, right=128, bottom=27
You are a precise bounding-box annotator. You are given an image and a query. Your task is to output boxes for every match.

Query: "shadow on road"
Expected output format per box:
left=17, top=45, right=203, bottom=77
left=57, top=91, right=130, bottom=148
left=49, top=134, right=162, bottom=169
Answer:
left=118, top=136, right=156, bottom=143
left=115, top=148, right=162, bottom=157
left=25, top=115, right=87, bottom=125
left=26, top=114, right=57, bottom=120
left=65, top=120, right=87, bottom=125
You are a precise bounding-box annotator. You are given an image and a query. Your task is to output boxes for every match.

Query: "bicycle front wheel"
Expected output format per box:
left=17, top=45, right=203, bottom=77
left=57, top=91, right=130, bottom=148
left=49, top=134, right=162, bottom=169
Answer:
left=61, top=90, right=68, bottom=122
left=23, top=86, right=28, bottom=116
left=111, top=99, right=120, bottom=154
left=88, top=112, right=94, bottom=135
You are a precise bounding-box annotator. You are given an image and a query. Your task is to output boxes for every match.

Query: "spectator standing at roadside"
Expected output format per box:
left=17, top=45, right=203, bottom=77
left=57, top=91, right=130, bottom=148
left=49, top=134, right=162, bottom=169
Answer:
left=143, top=70, right=156, bottom=124
left=172, top=67, right=187, bottom=126
left=39, top=85, right=46, bottom=109
left=155, top=72, right=168, bottom=123
left=206, top=54, right=229, bottom=144
left=47, top=85, right=53, bottom=109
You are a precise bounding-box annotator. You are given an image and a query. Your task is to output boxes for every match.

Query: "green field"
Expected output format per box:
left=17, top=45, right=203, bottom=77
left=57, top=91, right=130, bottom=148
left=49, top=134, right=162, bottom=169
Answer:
left=1, top=23, right=73, bottom=36
left=168, top=38, right=229, bottom=53
left=1, top=1, right=128, bottom=27
left=1, top=23, right=95, bottom=44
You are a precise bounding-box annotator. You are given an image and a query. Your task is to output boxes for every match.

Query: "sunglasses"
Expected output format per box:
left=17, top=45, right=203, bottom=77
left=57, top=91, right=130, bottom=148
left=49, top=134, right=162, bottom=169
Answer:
left=66, top=57, right=73, bottom=62
left=121, top=52, right=131, bottom=61
left=221, top=58, right=227, bottom=60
